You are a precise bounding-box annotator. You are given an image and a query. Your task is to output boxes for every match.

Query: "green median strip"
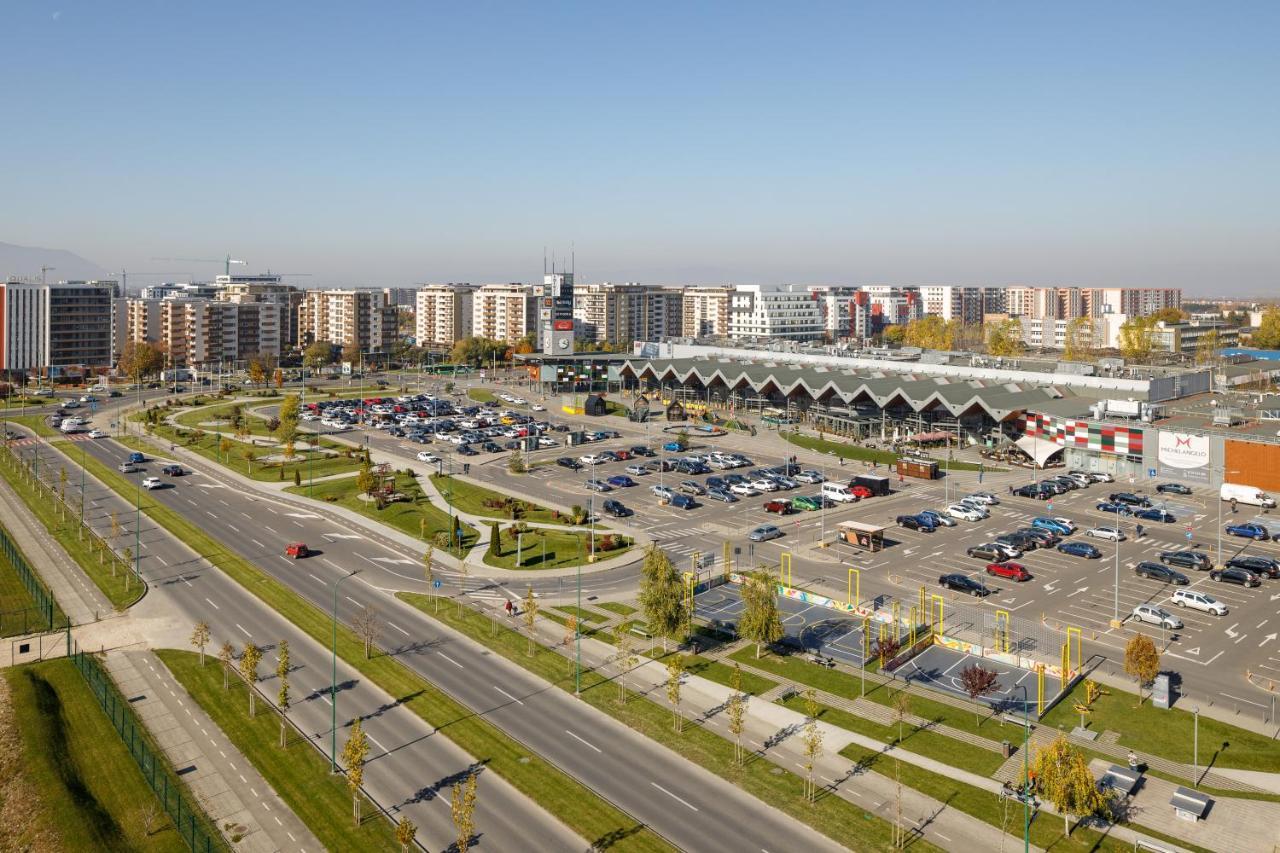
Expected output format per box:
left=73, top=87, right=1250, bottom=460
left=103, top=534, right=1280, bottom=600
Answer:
left=3, top=413, right=60, bottom=437
left=398, top=592, right=935, bottom=853
left=157, top=650, right=396, bottom=851
left=285, top=473, right=478, bottom=551
left=431, top=474, right=576, bottom=525
left=68, top=447, right=668, bottom=853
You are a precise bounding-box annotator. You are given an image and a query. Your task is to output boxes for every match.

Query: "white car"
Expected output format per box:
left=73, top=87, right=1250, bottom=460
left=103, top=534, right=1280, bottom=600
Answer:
left=794, top=470, right=825, bottom=484
left=536, top=437, right=557, bottom=448
left=921, top=510, right=956, bottom=527
left=749, top=478, right=779, bottom=492
left=991, top=542, right=1022, bottom=560
left=88, top=429, right=108, bottom=439
left=947, top=504, right=984, bottom=522
left=966, top=492, right=999, bottom=505
left=416, top=451, right=440, bottom=463
left=511, top=397, right=527, bottom=405
left=959, top=498, right=990, bottom=518
left=141, top=476, right=163, bottom=490
left=579, top=454, right=604, bottom=466
left=1132, top=604, right=1182, bottom=630
left=1086, top=526, right=1124, bottom=541
left=625, top=464, right=649, bottom=476
left=731, top=483, right=761, bottom=497
left=1051, top=516, right=1077, bottom=533
left=530, top=403, right=545, bottom=411
left=1171, top=589, right=1228, bottom=616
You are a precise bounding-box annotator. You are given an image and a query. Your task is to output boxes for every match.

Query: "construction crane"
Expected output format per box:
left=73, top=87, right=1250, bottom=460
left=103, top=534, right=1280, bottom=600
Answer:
left=111, top=271, right=194, bottom=295
left=150, top=254, right=247, bottom=276
left=40, top=265, right=55, bottom=284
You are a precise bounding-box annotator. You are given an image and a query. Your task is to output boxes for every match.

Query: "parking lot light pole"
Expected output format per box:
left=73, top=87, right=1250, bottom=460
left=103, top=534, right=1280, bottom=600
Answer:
left=1193, top=706, right=1200, bottom=788
left=1111, top=517, right=1122, bottom=628
left=1017, top=684, right=1031, bottom=853
left=330, top=569, right=359, bottom=772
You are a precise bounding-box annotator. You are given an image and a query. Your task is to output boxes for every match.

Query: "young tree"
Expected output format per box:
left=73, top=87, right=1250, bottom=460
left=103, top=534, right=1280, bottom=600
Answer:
left=638, top=544, right=685, bottom=652
left=247, top=357, right=267, bottom=387
left=1124, top=634, right=1160, bottom=705
left=118, top=340, right=165, bottom=384
left=355, top=460, right=376, bottom=499
left=342, top=719, right=370, bottom=825
left=985, top=318, right=1026, bottom=357
left=1032, top=734, right=1111, bottom=836
left=354, top=605, right=381, bottom=659
left=304, top=340, right=336, bottom=371
left=240, top=641, right=263, bottom=717
left=738, top=570, right=784, bottom=658
left=522, top=586, right=538, bottom=656
left=218, top=436, right=232, bottom=463
left=273, top=367, right=284, bottom=389
left=875, top=635, right=902, bottom=668
left=726, top=664, right=747, bottom=765
left=450, top=770, right=478, bottom=852
left=277, top=394, right=301, bottom=454
left=1195, top=328, right=1221, bottom=366
left=614, top=633, right=634, bottom=702
left=109, top=511, right=122, bottom=574
left=1063, top=316, right=1095, bottom=362
left=1118, top=316, right=1157, bottom=363
left=218, top=641, right=235, bottom=690
left=665, top=655, right=684, bottom=733
left=959, top=663, right=1000, bottom=725
left=190, top=620, right=211, bottom=666
left=563, top=614, right=577, bottom=649
left=801, top=688, right=824, bottom=803
left=891, top=688, right=912, bottom=745
left=422, top=546, right=439, bottom=612
left=276, top=640, right=291, bottom=747
left=395, top=816, right=417, bottom=852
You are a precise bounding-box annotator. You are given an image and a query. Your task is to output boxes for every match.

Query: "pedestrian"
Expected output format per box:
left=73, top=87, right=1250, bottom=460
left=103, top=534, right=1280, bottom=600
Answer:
left=1008, top=484, right=1014, bottom=495
left=1136, top=523, right=1144, bottom=539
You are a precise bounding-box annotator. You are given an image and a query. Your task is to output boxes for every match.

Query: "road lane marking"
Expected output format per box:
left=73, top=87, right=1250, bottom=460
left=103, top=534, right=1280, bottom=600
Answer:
left=205, top=597, right=220, bottom=610
left=235, top=623, right=251, bottom=637
left=437, top=652, right=464, bottom=668
left=650, top=782, right=698, bottom=811
left=494, top=686, right=524, bottom=706
left=388, top=622, right=409, bottom=636
left=564, top=729, right=602, bottom=753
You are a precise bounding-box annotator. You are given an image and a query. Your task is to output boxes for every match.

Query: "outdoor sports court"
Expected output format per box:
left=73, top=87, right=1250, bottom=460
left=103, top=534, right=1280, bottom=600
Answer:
left=895, top=643, right=1044, bottom=716
left=694, top=583, right=898, bottom=667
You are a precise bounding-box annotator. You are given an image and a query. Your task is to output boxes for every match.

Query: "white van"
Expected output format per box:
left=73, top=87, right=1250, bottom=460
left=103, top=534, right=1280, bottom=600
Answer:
left=822, top=482, right=858, bottom=503
left=1220, top=482, right=1277, bottom=508
left=1171, top=588, right=1228, bottom=616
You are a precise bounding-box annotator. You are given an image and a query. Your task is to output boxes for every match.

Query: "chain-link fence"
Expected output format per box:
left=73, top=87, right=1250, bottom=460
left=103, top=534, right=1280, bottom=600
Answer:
left=69, top=645, right=222, bottom=852
left=0, top=522, right=67, bottom=636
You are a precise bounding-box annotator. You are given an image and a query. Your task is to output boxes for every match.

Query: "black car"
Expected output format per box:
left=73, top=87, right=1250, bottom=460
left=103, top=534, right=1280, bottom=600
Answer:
left=966, top=544, right=1006, bottom=561
left=1210, top=567, right=1262, bottom=587
left=630, top=446, right=655, bottom=457
left=458, top=445, right=478, bottom=456
left=1226, top=555, right=1280, bottom=579
left=1135, top=561, right=1188, bottom=585
left=896, top=514, right=933, bottom=532
left=938, top=574, right=991, bottom=597
left=1012, top=485, right=1049, bottom=499
left=1161, top=550, right=1213, bottom=571
left=1017, top=527, right=1060, bottom=547
left=1133, top=508, right=1175, bottom=523
left=602, top=499, right=631, bottom=518
left=556, top=457, right=582, bottom=470
left=483, top=441, right=502, bottom=453
left=1109, top=492, right=1152, bottom=507
left=996, top=533, right=1036, bottom=551
left=1156, top=483, right=1192, bottom=495
left=161, top=464, right=185, bottom=476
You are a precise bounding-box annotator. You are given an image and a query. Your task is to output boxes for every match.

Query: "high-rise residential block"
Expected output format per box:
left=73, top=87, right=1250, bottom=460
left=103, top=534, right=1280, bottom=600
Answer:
left=298, top=289, right=399, bottom=356
left=728, top=284, right=824, bottom=341
left=681, top=286, right=732, bottom=337
left=572, top=282, right=684, bottom=346
left=415, top=284, right=474, bottom=348
left=472, top=283, right=538, bottom=344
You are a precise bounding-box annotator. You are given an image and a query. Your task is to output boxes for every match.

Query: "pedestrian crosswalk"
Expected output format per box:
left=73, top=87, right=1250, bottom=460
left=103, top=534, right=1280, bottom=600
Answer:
left=5, top=432, right=97, bottom=447
left=650, top=527, right=705, bottom=540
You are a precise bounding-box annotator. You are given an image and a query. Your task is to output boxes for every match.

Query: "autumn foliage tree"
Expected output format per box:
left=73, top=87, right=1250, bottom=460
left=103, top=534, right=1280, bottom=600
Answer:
left=959, top=663, right=1000, bottom=725
left=1032, top=734, right=1111, bottom=836
left=1124, top=634, right=1160, bottom=705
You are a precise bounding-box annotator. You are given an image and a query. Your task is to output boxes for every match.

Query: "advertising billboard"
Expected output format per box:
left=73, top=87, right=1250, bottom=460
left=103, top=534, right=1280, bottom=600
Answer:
left=1157, top=431, right=1210, bottom=482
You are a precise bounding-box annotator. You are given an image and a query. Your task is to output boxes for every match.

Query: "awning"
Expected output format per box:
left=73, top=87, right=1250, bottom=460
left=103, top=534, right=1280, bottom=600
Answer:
left=907, top=431, right=953, bottom=443
left=1015, top=434, right=1063, bottom=468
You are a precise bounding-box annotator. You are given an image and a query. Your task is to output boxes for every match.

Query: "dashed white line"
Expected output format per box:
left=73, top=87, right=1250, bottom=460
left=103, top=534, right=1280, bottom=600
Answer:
left=205, top=597, right=220, bottom=610
left=650, top=782, right=698, bottom=811
left=494, top=686, right=524, bottom=706
left=388, top=621, right=409, bottom=636
left=564, top=729, right=601, bottom=753
left=437, top=652, right=464, bottom=669
left=235, top=623, right=251, bottom=637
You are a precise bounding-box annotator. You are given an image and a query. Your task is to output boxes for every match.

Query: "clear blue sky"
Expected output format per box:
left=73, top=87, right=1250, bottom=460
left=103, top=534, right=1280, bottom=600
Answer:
left=3, top=2, right=1277, bottom=294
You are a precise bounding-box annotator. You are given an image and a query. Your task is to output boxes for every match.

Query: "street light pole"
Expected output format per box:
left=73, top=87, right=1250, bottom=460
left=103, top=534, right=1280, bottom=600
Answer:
left=1193, top=706, right=1200, bottom=788
left=1018, top=685, right=1031, bottom=853
left=330, top=569, right=359, bottom=772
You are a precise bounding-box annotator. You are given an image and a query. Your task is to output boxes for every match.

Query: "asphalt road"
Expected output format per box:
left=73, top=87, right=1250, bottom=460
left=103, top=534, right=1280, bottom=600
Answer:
left=34, top=432, right=846, bottom=853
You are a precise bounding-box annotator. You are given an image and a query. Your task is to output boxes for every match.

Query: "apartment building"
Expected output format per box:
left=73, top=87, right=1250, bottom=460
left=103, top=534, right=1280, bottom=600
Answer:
left=298, top=289, right=399, bottom=356
left=919, top=286, right=987, bottom=325
left=130, top=298, right=282, bottom=366
left=47, top=281, right=115, bottom=370
left=1091, top=288, right=1182, bottom=318
left=0, top=280, right=48, bottom=373
left=1004, top=286, right=1182, bottom=322
left=572, top=282, right=684, bottom=346
left=470, top=283, right=538, bottom=345
left=381, top=287, right=416, bottom=308
left=415, top=284, right=474, bottom=348
left=141, top=282, right=221, bottom=300
left=682, top=286, right=732, bottom=338
left=728, top=284, right=824, bottom=341
left=215, top=275, right=304, bottom=348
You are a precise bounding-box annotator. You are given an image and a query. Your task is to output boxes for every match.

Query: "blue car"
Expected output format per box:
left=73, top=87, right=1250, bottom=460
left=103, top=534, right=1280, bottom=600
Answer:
left=1096, top=502, right=1132, bottom=515
left=663, top=441, right=683, bottom=452
left=1226, top=522, right=1269, bottom=541
left=127, top=451, right=146, bottom=464
left=1032, top=517, right=1073, bottom=535
left=606, top=475, right=636, bottom=488
left=669, top=493, right=696, bottom=510
left=1133, top=508, right=1175, bottom=523
left=1058, top=541, right=1102, bottom=559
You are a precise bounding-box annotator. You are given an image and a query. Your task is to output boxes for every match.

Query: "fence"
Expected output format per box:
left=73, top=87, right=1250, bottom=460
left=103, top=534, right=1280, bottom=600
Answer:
left=69, top=644, right=220, bottom=853
left=0, top=520, right=66, bottom=636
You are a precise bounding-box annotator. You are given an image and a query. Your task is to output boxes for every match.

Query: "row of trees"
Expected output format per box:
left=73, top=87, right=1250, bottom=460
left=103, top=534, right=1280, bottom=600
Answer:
left=885, top=317, right=1027, bottom=357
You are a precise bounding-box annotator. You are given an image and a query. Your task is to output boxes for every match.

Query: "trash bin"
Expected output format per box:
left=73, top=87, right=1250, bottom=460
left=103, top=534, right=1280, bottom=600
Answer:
left=1002, top=740, right=1012, bottom=758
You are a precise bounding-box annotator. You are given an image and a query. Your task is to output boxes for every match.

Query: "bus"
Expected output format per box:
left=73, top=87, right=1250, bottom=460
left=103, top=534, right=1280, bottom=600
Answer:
left=423, top=363, right=474, bottom=376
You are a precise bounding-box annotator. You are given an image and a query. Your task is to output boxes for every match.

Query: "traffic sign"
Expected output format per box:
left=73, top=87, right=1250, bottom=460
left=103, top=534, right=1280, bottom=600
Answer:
left=1186, top=531, right=1193, bottom=540
left=432, top=579, right=442, bottom=590
left=1047, top=503, right=1053, bottom=512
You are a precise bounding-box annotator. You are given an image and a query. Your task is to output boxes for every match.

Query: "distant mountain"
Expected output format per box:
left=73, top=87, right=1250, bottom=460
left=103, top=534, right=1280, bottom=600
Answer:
left=0, top=240, right=111, bottom=282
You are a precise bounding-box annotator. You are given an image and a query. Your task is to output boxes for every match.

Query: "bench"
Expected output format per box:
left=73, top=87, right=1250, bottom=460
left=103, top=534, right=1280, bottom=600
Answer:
left=628, top=626, right=653, bottom=640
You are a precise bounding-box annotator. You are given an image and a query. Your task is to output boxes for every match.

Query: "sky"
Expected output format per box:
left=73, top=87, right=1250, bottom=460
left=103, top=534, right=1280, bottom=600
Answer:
left=2, top=2, right=1277, bottom=295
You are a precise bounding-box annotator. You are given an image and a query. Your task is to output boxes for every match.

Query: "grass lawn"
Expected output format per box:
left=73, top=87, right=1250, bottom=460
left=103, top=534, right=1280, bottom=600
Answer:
left=157, top=650, right=397, bottom=851
left=483, top=527, right=632, bottom=570
left=4, top=659, right=190, bottom=852
left=70, top=450, right=667, bottom=853
left=555, top=605, right=607, bottom=623
left=431, top=474, right=574, bottom=524
left=3, top=413, right=60, bottom=437
left=0, top=536, right=68, bottom=637
left=468, top=388, right=497, bottom=403
left=173, top=400, right=276, bottom=433
left=728, top=646, right=879, bottom=693
left=782, top=432, right=998, bottom=472
left=398, top=592, right=929, bottom=853
left=150, top=421, right=365, bottom=483
left=0, top=445, right=143, bottom=611
left=285, top=473, right=478, bottom=552
left=596, top=601, right=637, bottom=616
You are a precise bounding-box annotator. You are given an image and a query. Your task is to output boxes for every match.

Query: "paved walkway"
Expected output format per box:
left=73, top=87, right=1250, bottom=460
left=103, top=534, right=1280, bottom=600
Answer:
left=106, top=650, right=320, bottom=853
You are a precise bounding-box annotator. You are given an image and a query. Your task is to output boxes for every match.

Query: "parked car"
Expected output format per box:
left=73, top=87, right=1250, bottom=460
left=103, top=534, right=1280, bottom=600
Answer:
left=1171, top=589, right=1227, bottom=616
left=584, top=479, right=612, bottom=493
left=791, top=495, right=822, bottom=511
left=651, top=485, right=676, bottom=500
left=707, top=488, right=738, bottom=503
left=763, top=499, right=794, bottom=515
left=966, top=492, right=1000, bottom=505
left=849, top=485, right=874, bottom=500
left=1017, top=527, right=1058, bottom=547
left=986, top=562, right=1031, bottom=581
left=938, top=574, right=991, bottom=597
left=1226, top=522, right=1269, bottom=541
left=730, top=483, right=761, bottom=497
left=607, top=475, right=637, bottom=489
left=1210, top=567, right=1262, bottom=587
left=669, top=493, right=697, bottom=510
left=579, top=453, right=605, bottom=466
left=630, top=445, right=655, bottom=457
left=1156, top=483, right=1192, bottom=495
left=966, top=544, right=1007, bottom=561
left=662, top=441, right=683, bottom=452
left=1226, top=555, right=1280, bottom=578
left=794, top=470, right=825, bottom=484
left=678, top=480, right=705, bottom=495
left=284, top=542, right=311, bottom=559
left=749, top=524, right=783, bottom=542
left=625, top=464, right=649, bottom=476
left=1134, top=561, right=1188, bottom=585
left=1012, top=484, right=1049, bottom=499
left=1096, top=502, right=1133, bottom=515
left=989, top=541, right=1023, bottom=560
left=896, top=514, right=935, bottom=532
left=556, top=457, right=582, bottom=470
left=1133, top=508, right=1176, bottom=523
left=602, top=499, right=630, bottom=517
left=1057, top=541, right=1101, bottom=559
left=141, top=476, right=163, bottom=490
left=947, top=504, right=984, bottom=522
left=1032, top=516, right=1074, bottom=535
left=1109, top=492, right=1151, bottom=507
left=995, top=533, right=1032, bottom=554
left=1160, top=550, right=1213, bottom=571
left=918, top=509, right=956, bottom=528
left=1132, top=604, right=1182, bottom=629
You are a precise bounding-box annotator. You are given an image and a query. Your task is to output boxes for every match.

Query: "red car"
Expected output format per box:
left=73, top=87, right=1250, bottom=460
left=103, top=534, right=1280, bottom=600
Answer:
left=763, top=500, right=795, bottom=515
left=985, top=562, right=1030, bottom=581
left=850, top=485, right=873, bottom=499
left=284, top=542, right=311, bottom=559
left=614, top=449, right=632, bottom=461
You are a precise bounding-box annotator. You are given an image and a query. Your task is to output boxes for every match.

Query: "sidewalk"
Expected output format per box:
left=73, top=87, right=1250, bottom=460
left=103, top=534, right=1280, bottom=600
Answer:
left=106, top=649, right=320, bottom=853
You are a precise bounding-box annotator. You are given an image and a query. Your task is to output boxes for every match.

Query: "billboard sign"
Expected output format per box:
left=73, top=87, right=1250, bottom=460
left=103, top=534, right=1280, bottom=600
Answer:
left=1158, top=431, right=1210, bottom=482
left=553, top=319, right=574, bottom=331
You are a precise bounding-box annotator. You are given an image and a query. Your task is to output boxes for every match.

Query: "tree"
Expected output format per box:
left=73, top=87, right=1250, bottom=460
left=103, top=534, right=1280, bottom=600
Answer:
left=903, top=316, right=952, bottom=351
left=118, top=340, right=165, bottom=384
left=218, top=641, right=235, bottom=690
left=190, top=620, right=210, bottom=666
left=665, top=655, right=684, bottom=733
left=218, top=436, right=232, bottom=463
left=240, top=641, right=263, bottom=717
left=304, top=340, right=336, bottom=370
left=342, top=719, right=370, bottom=825
left=875, top=635, right=902, bottom=668
left=450, top=770, right=478, bottom=852
left=355, top=460, right=376, bottom=498
left=507, top=449, right=526, bottom=474
left=1151, top=307, right=1187, bottom=325
left=1195, top=328, right=1220, bottom=366
left=614, top=633, right=635, bottom=702
left=985, top=318, right=1026, bottom=357
left=637, top=545, right=684, bottom=652
left=273, top=367, right=284, bottom=388
left=883, top=326, right=906, bottom=345
left=395, top=816, right=417, bottom=852
left=522, top=586, right=538, bottom=656
left=801, top=689, right=824, bottom=803
left=354, top=605, right=381, bottom=659
left=1063, top=316, right=1095, bottom=362
left=1253, top=308, right=1280, bottom=349
left=726, top=664, right=747, bottom=765
left=1118, top=316, right=1157, bottom=363
left=1124, top=634, right=1160, bottom=705
left=563, top=615, right=577, bottom=650
left=423, top=546, right=438, bottom=612
left=276, top=640, right=291, bottom=747
left=277, top=394, right=301, bottom=454
left=891, top=688, right=912, bottom=745
left=1032, top=734, right=1111, bottom=836
left=450, top=336, right=506, bottom=368
left=958, top=663, right=999, bottom=725
left=247, top=357, right=267, bottom=386
left=738, top=570, right=784, bottom=658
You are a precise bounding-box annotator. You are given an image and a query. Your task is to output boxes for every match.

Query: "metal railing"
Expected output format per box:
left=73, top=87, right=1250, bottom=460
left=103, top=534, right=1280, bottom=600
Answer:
left=0, top=521, right=66, bottom=636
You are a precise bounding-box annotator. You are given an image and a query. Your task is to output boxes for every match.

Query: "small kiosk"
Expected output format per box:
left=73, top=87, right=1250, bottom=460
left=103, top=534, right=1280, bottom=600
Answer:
left=1170, top=786, right=1211, bottom=823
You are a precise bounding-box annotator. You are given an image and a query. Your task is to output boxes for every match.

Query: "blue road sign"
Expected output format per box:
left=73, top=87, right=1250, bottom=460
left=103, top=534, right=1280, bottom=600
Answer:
left=1148, top=468, right=1157, bottom=478
left=1186, top=531, right=1193, bottom=540
left=432, top=579, right=442, bottom=590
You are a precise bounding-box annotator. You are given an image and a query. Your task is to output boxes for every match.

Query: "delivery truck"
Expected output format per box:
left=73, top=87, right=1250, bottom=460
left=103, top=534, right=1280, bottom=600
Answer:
left=1221, top=482, right=1277, bottom=508
left=853, top=474, right=891, bottom=496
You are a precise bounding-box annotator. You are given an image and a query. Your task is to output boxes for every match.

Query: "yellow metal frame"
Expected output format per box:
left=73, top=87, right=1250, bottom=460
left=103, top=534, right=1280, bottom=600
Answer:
left=1060, top=641, right=1069, bottom=691
left=690, top=551, right=701, bottom=574
left=908, top=605, right=918, bottom=645
left=929, top=594, right=945, bottom=637
left=723, top=540, right=731, bottom=578
left=862, top=616, right=871, bottom=660
left=994, top=609, right=1011, bottom=654
left=847, top=567, right=860, bottom=607
left=1065, top=626, right=1082, bottom=674
left=891, top=600, right=901, bottom=631
left=1036, top=663, right=1046, bottom=715
left=682, top=571, right=696, bottom=616
left=918, top=586, right=926, bottom=625
left=780, top=552, right=793, bottom=588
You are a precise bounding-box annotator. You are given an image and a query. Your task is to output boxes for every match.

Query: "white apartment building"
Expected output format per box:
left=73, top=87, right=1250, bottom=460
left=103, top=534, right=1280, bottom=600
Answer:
left=415, top=284, right=474, bottom=348
left=471, top=283, right=538, bottom=344
left=728, top=284, right=824, bottom=341
left=919, top=286, right=986, bottom=325
left=0, top=280, right=48, bottom=372
left=572, top=282, right=683, bottom=346
left=215, top=275, right=304, bottom=347
left=298, top=289, right=399, bottom=355
left=1004, top=286, right=1182, bottom=321
left=682, top=286, right=732, bottom=338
